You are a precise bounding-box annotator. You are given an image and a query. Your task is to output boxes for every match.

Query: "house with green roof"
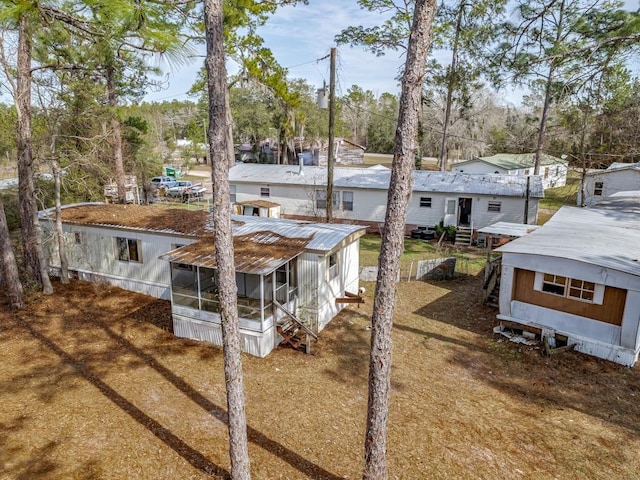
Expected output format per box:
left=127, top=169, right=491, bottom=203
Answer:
left=451, top=153, right=568, bottom=189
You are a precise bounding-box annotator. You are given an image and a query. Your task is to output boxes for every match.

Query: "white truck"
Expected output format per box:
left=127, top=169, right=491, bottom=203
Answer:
left=166, top=181, right=207, bottom=200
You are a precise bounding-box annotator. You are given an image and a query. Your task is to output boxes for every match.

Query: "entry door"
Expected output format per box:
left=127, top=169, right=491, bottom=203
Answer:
left=444, top=197, right=457, bottom=227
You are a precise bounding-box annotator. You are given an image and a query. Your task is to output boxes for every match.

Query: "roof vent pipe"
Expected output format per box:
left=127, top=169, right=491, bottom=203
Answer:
left=298, top=154, right=304, bottom=175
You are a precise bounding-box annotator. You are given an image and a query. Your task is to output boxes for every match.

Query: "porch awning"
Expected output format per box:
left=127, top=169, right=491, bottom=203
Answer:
left=159, top=231, right=309, bottom=275
left=478, top=222, right=540, bottom=238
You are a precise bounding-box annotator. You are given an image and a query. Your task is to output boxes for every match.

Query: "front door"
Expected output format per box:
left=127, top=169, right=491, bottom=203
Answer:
left=444, top=198, right=457, bottom=227
left=458, top=197, right=472, bottom=226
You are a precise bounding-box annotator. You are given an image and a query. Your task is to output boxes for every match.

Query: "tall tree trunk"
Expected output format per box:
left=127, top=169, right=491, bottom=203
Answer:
left=438, top=1, right=465, bottom=171
left=534, top=0, right=565, bottom=175
left=16, top=13, right=53, bottom=295
left=363, top=1, right=436, bottom=478
left=0, top=198, right=24, bottom=310
left=53, top=161, right=69, bottom=284
left=204, top=1, right=251, bottom=479
left=107, top=65, right=127, bottom=203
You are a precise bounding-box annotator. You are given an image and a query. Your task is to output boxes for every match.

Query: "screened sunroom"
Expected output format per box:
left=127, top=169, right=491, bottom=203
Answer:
left=160, top=236, right=306, bottom=343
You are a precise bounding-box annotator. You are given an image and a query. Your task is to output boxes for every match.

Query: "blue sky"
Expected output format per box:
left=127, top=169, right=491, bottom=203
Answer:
left=144, top=2, right=426, bottom=103
left=143, top=0, right=639, bottom=105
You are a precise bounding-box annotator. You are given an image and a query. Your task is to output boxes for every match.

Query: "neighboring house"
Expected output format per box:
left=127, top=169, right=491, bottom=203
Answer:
left=318, top=138, right=366, bottom=165
left=38, top=203, right=366, bottom=357
left=229, top=164, right=543, bottom=232
left=451, top=153, right=568, bottom=189
left=495, top=205, right=640, bottom=366
left=577, top=162, right=640, bottom=206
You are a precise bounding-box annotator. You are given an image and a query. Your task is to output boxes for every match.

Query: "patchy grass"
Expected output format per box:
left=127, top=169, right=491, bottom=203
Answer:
left=360, top=234, right=486, bottom=276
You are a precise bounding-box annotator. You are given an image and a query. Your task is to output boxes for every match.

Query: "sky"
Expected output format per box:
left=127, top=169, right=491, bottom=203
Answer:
left=143, top=0, right=639, bottom=106
left=143, top=2, right=433, bottom=104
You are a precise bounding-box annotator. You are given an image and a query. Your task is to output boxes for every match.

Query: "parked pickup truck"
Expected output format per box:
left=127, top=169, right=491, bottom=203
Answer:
left=166, top=181, right=207, bottom=200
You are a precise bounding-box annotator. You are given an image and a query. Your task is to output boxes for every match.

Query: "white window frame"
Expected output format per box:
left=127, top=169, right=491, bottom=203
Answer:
left=419, top=197, right=432, bottom=208
left=534, top=272, right=604, bottom=304
left=260, top=187, right=270, bottom=197
left=116, top=237, right=142, bottom=263
left=327, top=252, right=338, bottom=280
left=594, top=181, right=603, bottom=196
left=342, top=191, right=354, bottom=211
left=316, top=190, right=327, bottom=209
left=230, top=184, right=237, bottom=203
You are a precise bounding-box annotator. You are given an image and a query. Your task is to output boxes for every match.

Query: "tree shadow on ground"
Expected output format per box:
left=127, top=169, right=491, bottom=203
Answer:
left=27, top=281, right=345, bottom=480
left=410, top=273, right=640, bottom=437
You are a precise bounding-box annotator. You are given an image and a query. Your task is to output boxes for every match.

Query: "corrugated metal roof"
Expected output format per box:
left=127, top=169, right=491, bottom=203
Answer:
left=585, top=162, right=640, bottom=176
left=159, top=232, right=309, bottom=275
left=229, top=164, right=544, bottom=198
left=496, top=206, right=640, bottom=276
left=478, top=222, right=540, bottom=237
left=455, top=153, right=566, bottom=170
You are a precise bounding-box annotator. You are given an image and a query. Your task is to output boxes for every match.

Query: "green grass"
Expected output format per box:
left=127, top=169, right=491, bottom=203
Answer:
left=538, top=171, right=580, bottom=224
left=359, top=234, right=486, bottom=276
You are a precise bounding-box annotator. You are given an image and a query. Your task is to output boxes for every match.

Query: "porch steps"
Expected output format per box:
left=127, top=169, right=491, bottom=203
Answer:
left=455, top=226, right=473, bottom=246
left=274, top=300, right=317, bottom=354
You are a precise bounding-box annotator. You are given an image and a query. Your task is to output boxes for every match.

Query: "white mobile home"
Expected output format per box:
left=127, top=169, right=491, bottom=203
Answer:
left=39, top=203, right=365, bottom=357
left=451, top=153, right=567, bottom=189
left=495, top=206, right=640, bottom=366
left=577, top=162, right=640, bottom=206
left=229, top=164, right=543, bottom=232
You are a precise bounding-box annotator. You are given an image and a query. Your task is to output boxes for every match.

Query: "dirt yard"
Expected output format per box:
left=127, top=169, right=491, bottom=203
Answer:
left=1, top=274, right=639, bottom=479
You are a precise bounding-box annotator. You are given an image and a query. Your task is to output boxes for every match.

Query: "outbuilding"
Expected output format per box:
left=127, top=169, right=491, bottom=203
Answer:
left=577, top=162, right=640, bottom=206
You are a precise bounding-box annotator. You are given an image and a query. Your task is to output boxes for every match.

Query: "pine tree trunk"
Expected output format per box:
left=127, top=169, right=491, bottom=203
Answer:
left=204, top=1, right=251, bottom=478
left=16, top=13, right=53, bottom=295
left=53, top=162, right=69, bottom=284
left=0, top=198, right=24, bottom=310
left=363, top=1, right=437, bottom=478
left=107, top=66, right=127, bottom=204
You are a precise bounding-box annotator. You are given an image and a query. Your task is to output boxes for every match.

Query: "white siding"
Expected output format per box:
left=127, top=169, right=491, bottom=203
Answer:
left=579, top=169, right=640, bottom=206
left=452, top=162, right=567, bottom=189
left=234, top=182, right=539, bottom=230
left=451, top=161, right=506, bottom=175
left=40, top=222, right=192, bottom=300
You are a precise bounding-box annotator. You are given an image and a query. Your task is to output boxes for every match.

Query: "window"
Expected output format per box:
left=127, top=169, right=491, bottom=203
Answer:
left=542, top=273, right=566, bottom=296
left=116, top=237, right=141, bottom=263
left=316, top=190, right=327, bottom=209
left=260, top=187, right=270, bottom=197
left=419, top=197, right=432, bottom=208
left=524, top=169, right=530, bottom=175
left=333, top=191, right=340, bottom=209
left=534, top=272, right=604, bottom=304
left=544, top=167, right=549, bottom=178
left=487, top=201, right=501, bottom=212
left=568, top=279, right=596, bottom=302
left=328, top=252, right=338, bottom=280
left=342, top=191, right=354, bottom=211
left=230, top=184, right=237, bottom=203
left=74, top=232, right=82, bottom=245
left=594, top=181, right=603, bottom=196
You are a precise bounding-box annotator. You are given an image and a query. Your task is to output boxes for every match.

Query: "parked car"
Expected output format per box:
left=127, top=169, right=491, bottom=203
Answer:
left=150, top=176, right=176, bottom=187
left=166, top=181, right=207, bottom=200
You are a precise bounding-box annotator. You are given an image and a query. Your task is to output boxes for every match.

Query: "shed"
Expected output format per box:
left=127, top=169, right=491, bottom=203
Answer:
left=495, top=206, right=640, bottom=366
left=577, top=162, right=640, bottom=206
left=39, top=203, right=366, bottom=357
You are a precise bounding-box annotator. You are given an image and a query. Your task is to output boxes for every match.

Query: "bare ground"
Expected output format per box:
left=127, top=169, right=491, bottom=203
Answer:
left=1, top=274, right=639, bottom=479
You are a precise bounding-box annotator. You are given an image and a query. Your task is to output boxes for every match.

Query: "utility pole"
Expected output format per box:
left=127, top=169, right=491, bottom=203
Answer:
left=326, top=47, right=336, bottom=223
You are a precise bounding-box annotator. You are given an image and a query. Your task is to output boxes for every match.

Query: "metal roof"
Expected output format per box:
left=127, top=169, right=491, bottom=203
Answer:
left=496, top=206, right=640, bottom=276
left=159, top=232, right=308, bottom=275
left=454, top=153, right=566, bottom=170
left=229, top=164, right=544, bottom=198
left=477, top=222, right=540, bottom=237
left=585, top=162, right=640, bottom=176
